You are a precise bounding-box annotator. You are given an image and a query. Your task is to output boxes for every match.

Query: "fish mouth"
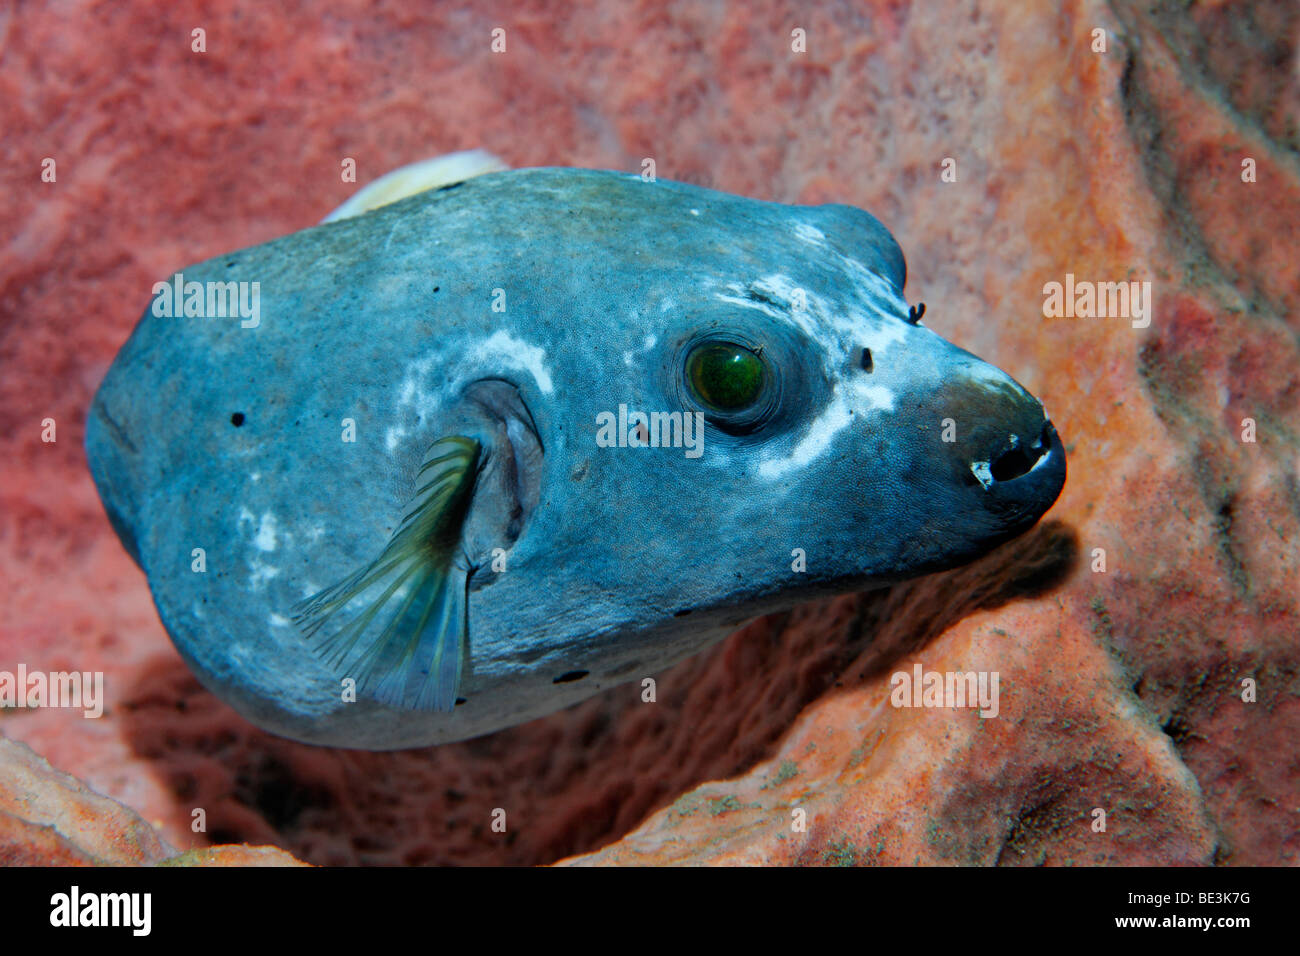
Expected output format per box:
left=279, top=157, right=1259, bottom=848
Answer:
left=972, top=419, right=1067, bottom=528
left=973, top=420, right=1060, bottom=486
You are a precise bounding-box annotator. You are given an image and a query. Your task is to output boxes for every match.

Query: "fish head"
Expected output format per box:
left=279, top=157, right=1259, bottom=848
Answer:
left=521, top=177, right=1067, bottom=645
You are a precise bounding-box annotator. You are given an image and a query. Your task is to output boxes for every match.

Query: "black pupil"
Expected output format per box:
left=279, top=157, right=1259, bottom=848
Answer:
left=687, top=343, right=763, bottom=411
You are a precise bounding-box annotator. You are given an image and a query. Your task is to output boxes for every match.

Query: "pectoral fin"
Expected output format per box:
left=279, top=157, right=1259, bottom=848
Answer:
left=292, top=436, right=481, bottom=712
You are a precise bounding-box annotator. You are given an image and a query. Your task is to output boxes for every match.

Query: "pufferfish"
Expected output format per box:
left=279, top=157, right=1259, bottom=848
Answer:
left=85, top=151, right=1066, bottom=749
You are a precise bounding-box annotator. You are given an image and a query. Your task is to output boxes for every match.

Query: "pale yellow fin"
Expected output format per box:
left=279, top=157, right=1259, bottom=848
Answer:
left=292, top=436, right=480, bottom=711
left=323, top=150, right=508, bottom=223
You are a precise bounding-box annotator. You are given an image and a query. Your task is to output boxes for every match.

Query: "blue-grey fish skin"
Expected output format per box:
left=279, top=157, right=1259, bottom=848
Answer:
left=85, top=167, right=1065, bottom=749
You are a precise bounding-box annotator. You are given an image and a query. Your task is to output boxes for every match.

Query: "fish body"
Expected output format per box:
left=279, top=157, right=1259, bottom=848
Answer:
left=86, top=166, right=1065, bottom=749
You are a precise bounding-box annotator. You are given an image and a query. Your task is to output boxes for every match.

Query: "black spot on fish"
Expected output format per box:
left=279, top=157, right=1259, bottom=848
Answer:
left=860, top=347, right=874, bottom=372
left=230, top=412, right=245, bottom=427
left=436, top=181, right=466, bottom=193
left=553, top=670, right=589, bottom=684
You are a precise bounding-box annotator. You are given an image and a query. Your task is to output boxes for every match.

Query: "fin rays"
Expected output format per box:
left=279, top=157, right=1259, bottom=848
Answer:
left=291, top=436, right=480, bottom=712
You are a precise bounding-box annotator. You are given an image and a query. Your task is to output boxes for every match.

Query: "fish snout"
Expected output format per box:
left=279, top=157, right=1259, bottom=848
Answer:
left=973, top=418, right=1065, bottom=513
left=932, top=366, right=1067, bottom=529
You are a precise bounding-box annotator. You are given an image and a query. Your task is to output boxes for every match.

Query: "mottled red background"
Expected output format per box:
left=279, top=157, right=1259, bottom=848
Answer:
left=1, top=0, right=1297, bottom=865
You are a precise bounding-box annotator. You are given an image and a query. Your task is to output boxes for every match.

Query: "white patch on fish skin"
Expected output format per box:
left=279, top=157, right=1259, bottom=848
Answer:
left=387, top=354, right=441, bottom=453
left=855, top=384, right=896, bottom=411
left=734, top=273, right=905, bottom=376
left=247, top=555, right=281, bottom=590
left=269, top=612, right=290, bottom=627
left=758, top=396, right=852, bottom=481
left=236, top=507, right=284, bottom=589
left=719, top=273, right=910, bottom=359
left=971, top=461, right=994, bottom=490
left=388, top=337, right=559, bottom=454
left=471, top=330, right=554, bottom=394
left=625, top=332, right=659, bottom=367
left=794, top=223, right=826, bottom=245
left=714, top=291, right=786, bottom=321
left=253, top=512, right=278, bottom=552
left=710, top=270, right=912, bottom=481
left=227, top=641, right=255, bottom=668
left=756, top=381, right=896, bottom=481
left=690, top=208, right=700, bottom=216
left=831, top=251, right=908, bottom=313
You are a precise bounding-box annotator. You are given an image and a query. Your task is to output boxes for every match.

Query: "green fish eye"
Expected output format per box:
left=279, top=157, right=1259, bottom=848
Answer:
left=686, top=342, right=765, bottom=412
